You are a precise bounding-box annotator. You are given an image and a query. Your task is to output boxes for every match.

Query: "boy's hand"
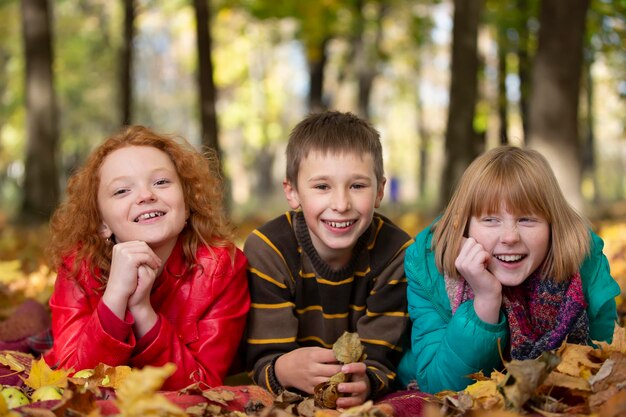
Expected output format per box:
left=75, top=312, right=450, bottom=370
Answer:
left=275, top=347, right=342, bottom=394
left=455, top=237, right=502, bottom=324
left=336, top=362, right=371, bottom=408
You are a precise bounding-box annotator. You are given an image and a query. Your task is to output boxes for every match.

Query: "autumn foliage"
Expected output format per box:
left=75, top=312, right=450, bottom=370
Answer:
left=1, top=218, right=625, bottom=416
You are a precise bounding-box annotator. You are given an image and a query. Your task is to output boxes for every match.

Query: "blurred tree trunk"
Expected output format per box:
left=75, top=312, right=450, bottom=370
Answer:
left=581, top=56, right=598, bottom=203
left=527, top=0, right=589, bottom=212
left=194, top=0, right=220, bottom=156
left=308, top=37, right=329, bottom=113
left=440, top=0, right=484, bottom=209
left=497, top=26, right=508, bottom=145
left=120, top=0, right=135, bottom=126
left=354, top=0, right=387, bottom=120
left=516, top=0, right=532, bottom=142
left=19, top=0, right=59, bottom=225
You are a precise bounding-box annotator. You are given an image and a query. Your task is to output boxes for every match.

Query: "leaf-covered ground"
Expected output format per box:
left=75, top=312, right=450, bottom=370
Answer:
left=1, top=215, right=625, bottom=416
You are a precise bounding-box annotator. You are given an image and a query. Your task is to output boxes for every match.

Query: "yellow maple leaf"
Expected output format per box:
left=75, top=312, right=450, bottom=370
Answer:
left=595, top=323, right=626, bottom=355
left=115, top=363, right=187, bottom=417
left=22, top=357, right=69, bottom=389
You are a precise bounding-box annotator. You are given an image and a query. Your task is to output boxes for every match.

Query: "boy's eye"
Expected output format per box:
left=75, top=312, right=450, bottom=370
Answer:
left=313, top=184, right=329, bottom=190
left=351, top=183, right=367, bottom=189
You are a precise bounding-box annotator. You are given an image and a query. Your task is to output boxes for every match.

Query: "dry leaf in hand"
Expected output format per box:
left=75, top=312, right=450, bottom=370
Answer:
left=333, top=332, right=365, bottom=364
left=314, top=380, right=341, bottom=409
left=314, top=332, right=366, bottom=409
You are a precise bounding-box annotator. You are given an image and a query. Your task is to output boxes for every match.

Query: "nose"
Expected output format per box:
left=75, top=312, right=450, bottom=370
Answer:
left=137, top=186, right=156, bottom=204
left=331, top=189, right=351, bottom=212
left=500, top=222, right=519, bottom=244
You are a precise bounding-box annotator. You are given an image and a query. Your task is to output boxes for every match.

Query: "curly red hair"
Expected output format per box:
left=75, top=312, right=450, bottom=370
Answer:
left=48, top=125, right=234, bottom=285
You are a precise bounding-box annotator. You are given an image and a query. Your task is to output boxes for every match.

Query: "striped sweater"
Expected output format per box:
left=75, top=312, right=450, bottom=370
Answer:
left=244, top=210, right=413, bottom=398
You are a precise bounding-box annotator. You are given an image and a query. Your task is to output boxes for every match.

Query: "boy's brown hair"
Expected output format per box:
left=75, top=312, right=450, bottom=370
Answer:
left=285, top=111, right=384, bottom=187
left=433, top=146, right=590, bottom=282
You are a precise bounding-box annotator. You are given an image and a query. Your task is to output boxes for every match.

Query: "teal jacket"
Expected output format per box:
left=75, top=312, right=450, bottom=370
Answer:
left=397, top=225, right=621, bottom=394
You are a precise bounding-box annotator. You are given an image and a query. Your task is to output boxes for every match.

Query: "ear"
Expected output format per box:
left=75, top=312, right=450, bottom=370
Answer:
left=375, top=177, right=386, bottom=208
left=99, top=222, right=113, bottom=239
left=282, top=179, right=301, bottom=210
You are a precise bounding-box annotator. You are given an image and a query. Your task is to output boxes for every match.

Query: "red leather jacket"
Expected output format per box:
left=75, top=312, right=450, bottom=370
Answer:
left=45, top=239, right=249, bottom=390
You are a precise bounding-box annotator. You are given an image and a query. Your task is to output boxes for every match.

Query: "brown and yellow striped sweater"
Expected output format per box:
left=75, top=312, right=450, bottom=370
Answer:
left=244, top=210, right=413, bottom=398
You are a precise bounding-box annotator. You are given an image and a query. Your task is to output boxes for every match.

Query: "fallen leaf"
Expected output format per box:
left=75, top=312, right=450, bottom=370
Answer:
left=22, top=358, right=69, bottom=390
left=114, top=363, right=187, bottom=417
left=499, top=351, right=561, bottom=410
left=555, top=343, right=600, bottom=377
left=595, top=323, right=626, bottom=355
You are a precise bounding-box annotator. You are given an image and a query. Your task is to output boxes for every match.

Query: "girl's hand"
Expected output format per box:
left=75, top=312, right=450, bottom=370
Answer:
left=128, top=264, right=159, bottom=337
left=275, top=347, right=342, bottom=394
left=455, top=237, right=502, bottom=323
left=336, top=362, right=371, bottom=408
left=102, top=241, right=161, bottom=320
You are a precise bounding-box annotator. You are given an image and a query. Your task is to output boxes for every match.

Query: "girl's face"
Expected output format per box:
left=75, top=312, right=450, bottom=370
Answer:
left=97, top=146, right=188, bottom=260
left=467, top=207, right=550, bottom=286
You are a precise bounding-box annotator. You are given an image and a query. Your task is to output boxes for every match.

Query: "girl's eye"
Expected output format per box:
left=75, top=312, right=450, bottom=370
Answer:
left=113, top=188, right=128, bottom=196
left=155, top=178, right=170, bottom=186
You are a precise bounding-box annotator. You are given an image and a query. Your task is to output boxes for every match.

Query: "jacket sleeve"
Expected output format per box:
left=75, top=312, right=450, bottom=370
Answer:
left=130, top=249, right=250, bottom=390
left=401, top=228, right=508, bottom=394
left=45, top=260, right=136, bottom=371
left=580, top=232, right=621, bottom=343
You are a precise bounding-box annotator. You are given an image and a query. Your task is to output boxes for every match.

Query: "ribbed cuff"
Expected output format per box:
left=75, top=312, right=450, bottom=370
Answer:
left=267, top=355, right=285, bottom=395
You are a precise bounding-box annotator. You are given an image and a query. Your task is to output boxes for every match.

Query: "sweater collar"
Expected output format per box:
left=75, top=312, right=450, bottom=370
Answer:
left=293, top=211, right=371, bottom=279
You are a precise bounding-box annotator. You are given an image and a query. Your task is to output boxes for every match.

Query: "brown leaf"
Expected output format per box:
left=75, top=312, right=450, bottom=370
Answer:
left=332, top=332, right=365, bottom=364
left=589, top=351, right=626, bottom=392
left=296, top=397, right=316, bottom=417
left=542, top=371, right=591, bottom=391
left=202, top=388, right=236, bottom=406
left=50, top=384, right=99, bottom=417
left=314, top=380, right=343, bottom=409
left=597, top=389, right=626, bottom=417
left=499, top=351, right=561, bottom=410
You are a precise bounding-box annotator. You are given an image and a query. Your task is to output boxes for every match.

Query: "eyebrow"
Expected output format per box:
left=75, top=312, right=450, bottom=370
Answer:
left=102, top=167, right=175, bottom=186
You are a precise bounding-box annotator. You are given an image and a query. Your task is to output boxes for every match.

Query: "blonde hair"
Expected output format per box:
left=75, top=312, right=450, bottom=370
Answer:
left=285, top=111, right=384, bottom=187
left=433, top=146, right=590, bottom=281
left=48, top=125, right=234, bottom=286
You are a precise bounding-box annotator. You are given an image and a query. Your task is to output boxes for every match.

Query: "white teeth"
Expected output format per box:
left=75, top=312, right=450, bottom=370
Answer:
left=327, top=220, right=354, bottom=228
left=496, top=254, right=524, bottom=262
left=135, top=212, right=164, bottom=222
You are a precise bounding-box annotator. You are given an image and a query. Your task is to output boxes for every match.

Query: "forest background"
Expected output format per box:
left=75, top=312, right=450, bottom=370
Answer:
left=0, top=0, right=626, bottom=321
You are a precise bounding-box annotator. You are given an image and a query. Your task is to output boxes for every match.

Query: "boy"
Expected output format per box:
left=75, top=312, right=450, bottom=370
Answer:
left=244, top=111, right=413, bottom=407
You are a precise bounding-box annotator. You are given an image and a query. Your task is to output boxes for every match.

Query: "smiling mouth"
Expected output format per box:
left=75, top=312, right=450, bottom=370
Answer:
left=324, top=220, right=355, bottom=229
left=134, top=211, right=165, bottom=222
left=495, top=254, right=526, bottom=263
